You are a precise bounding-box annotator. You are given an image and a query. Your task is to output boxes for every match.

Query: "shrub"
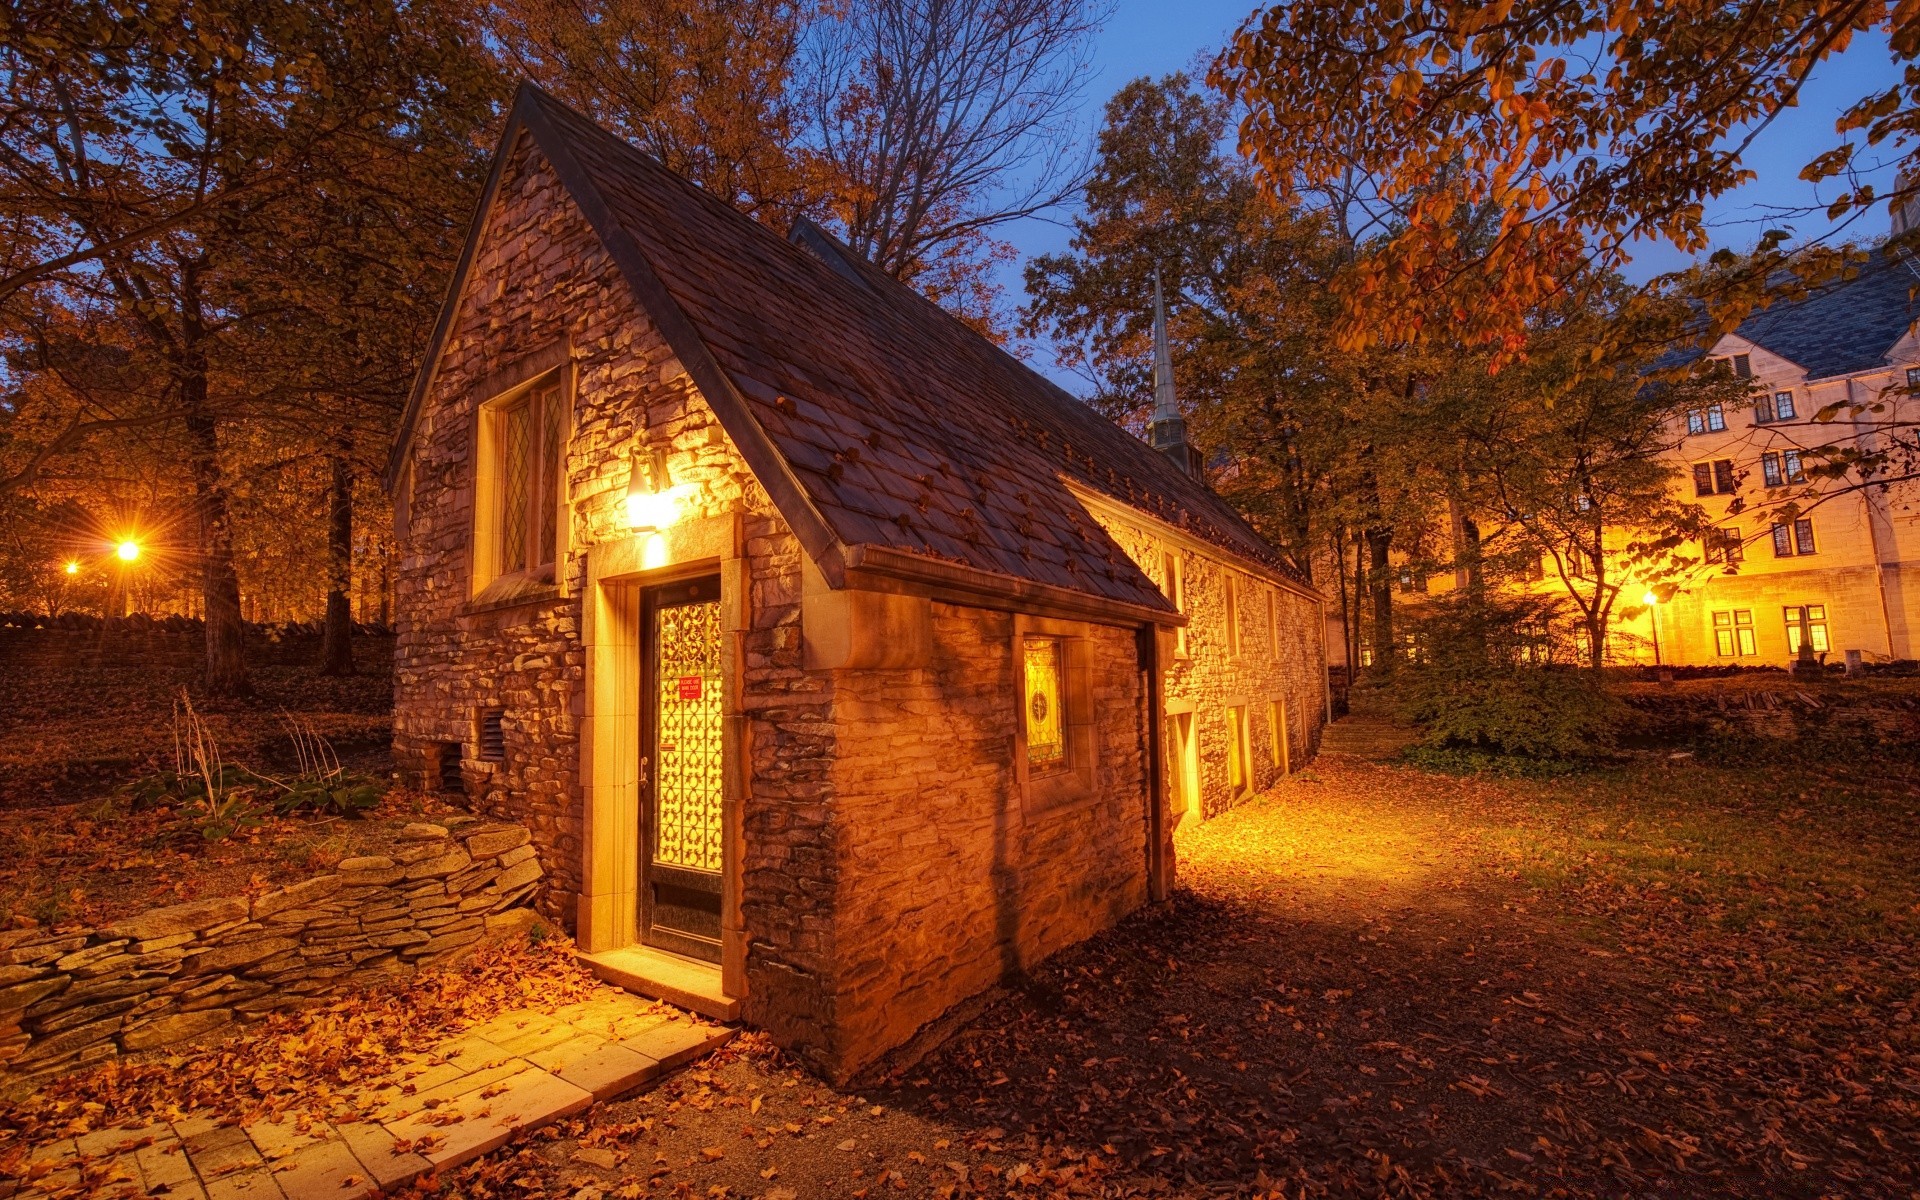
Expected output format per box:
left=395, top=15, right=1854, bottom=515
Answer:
left=1393, top=591, right=1623, bottom=760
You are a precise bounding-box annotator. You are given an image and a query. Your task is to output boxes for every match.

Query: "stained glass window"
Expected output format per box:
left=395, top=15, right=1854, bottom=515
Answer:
left=1023, top=637, right=1066, bottom=771
left=493, top=379, right=564, bottom=579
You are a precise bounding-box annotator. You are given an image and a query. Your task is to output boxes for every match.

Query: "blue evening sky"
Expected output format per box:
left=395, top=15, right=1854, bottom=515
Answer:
left=1002, top=4, right=1911, bottom=383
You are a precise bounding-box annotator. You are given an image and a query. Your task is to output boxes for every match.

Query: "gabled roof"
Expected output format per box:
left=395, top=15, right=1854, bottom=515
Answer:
left=1730, top=246, right=1920, bottom=380
left=392, top=85, right=1312, bottom=620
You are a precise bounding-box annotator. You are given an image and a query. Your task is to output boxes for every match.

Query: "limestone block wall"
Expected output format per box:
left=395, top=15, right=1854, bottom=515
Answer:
left=1096, top=513, right=1327, bottom=821
left=822, top=605, right=1149, bottom=1077
left=0, top=821, right=541, bottom=1085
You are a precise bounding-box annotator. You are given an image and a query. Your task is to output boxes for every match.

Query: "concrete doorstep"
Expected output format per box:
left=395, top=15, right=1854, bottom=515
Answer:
left=8, top=990, right=734, bottom=1200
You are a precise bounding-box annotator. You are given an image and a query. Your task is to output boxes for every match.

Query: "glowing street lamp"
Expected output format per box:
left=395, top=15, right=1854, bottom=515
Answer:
left=116, top=540, right=141, bottom=562
left=63, top=561, right=79, bottom=576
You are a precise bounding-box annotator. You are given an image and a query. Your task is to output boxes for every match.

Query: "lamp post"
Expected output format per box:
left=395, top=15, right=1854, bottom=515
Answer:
left=1642, top=590, right=1662, bottom=668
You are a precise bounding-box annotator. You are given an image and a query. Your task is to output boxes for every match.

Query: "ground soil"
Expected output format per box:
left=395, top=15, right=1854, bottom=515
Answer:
left=0, top=629, right=431, bottom=927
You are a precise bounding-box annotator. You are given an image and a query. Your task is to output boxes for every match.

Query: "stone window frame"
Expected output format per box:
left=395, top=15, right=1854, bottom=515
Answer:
left=1161, top=549, right=1189, bottom=659
left=466, top=344, right=576, bottom=607
left=1223, top=573, right=1242, bottom=659
left=1224, top=700, right=1251, bottom=798
left=1011, top=614, right=1099, bottom=816
left=1267, top=698, right=1289, bottom=772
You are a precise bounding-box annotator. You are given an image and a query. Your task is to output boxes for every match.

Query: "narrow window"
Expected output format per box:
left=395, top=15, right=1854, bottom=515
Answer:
left=1773, top=391, right=1796, bottom=420
left=1762, top=452, right=1783, bottom=488
left=1754, top=393, right=1775, bottom=424
left=1712, top=459, right=1736, bottom=494
left=1908, top=366, right=1920, bottom=390
left=1732, top=355, right=1751, bottom=379
left=1707, top=403, right=1727, bottom=431
left=1687, top=410, right=1706, bottom=436
left=1162, top=550, right=1187, bottom=656
left=1023, top=637, right=1067, bottom=773
left=1772, top=524, right=1792, bottom=557
left=1266, top=589, right=1279, bottom=659
left=1693, top=463, right=1714, bottom=496
left=1267, top=700, right=1288, bottom=771
left=1785, top=605, right=1830, bottom=654
left=1224, top=575, right=1241, bottom=657
left=1783, top=450, right=1805, bottom=483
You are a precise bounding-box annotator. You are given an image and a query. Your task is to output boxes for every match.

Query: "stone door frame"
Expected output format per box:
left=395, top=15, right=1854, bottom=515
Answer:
left=578, top=510, right=747, bottom=1001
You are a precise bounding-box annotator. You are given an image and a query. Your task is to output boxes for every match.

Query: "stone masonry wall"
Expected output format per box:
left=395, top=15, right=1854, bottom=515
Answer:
left=1097, top=514, right=1327, bottom=821
left=0, top=820, right=541, bottom=1085
left=391, top=134, right=840, bottom=1052
left=824, top=606, right=1149, bottom=1077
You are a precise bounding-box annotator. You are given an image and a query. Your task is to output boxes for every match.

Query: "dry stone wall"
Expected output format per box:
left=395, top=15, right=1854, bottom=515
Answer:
left=0, top=819, right=541, bottom=1085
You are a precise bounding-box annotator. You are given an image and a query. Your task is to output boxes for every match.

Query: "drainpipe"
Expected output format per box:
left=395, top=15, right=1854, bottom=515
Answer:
left=1852, top=374, right=1899, bottom=658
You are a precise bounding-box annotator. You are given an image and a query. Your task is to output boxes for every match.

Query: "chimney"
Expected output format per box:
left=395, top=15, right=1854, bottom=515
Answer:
left=1146, top=270, right=1200, bottom=476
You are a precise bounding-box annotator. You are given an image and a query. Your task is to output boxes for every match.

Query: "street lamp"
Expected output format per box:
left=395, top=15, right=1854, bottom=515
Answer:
left=116, top=540, right=140, bottom=562
left=1642, top=590, right=1662, bottom=667
left=63, top=561, right=79, bottom=576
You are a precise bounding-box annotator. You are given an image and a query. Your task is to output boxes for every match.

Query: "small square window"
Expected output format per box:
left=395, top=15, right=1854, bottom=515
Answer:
left=1712, top=610, right=1756, bottom=656
left=1785, top=605, right=1830, bottom=654
left=1023, top=637, right=1067, bottom=773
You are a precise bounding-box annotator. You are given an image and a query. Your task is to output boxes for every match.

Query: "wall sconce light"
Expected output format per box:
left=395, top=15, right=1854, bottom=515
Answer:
left=624, top=446, right=697, bottom=532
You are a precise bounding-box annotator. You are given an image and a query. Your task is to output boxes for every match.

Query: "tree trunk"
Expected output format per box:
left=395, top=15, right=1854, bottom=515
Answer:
left=320, top=448, right=355, bottom=675
left=1366, top=523, right=1394, bottom=675
left=186, top=402, right=249, bottom=697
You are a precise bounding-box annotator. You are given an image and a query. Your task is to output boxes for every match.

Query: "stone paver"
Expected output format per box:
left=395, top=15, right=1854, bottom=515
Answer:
left=13, top=986, right=732, bottom=1198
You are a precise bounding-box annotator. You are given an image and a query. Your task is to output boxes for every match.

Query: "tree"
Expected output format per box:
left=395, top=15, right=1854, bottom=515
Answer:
left=1, top=0, right=498, bottom=692
left=1212, top=0, right=1919, bottom=359
left=811, top=0, right=1110, bottom=332
left=486, top=0, right=826, bottom=227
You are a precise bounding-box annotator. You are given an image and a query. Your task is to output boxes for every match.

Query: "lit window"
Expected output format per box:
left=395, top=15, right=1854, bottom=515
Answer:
left=1713, top=610, right=1756, bottom=656
left=1266, top=589, right=1279, bottom=659
left=1762, top=453, right=1783, bottom=488
left=1908, top=367, right=1920, bottom=390
left=1706, top=404, right=1726, bottom=431
left=1784, top=605, right=1830, bottom=654
left=1773, top=391, right=1796, bottom=420
left=1783, top=450, right=1805, bottom=482
left=1687, top=410, right=1705, bottom=436
left=1023, top=637, right=1066, bottom=772
left=1267, top=700, right=1287, bottom=770
left=1226, top=706, right=1249, bottom=795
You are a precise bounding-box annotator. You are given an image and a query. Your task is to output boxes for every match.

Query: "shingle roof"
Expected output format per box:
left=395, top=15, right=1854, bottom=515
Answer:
left=1733, top=246, right=1920, bottom=379
left=397, top=85, right=1309, bottom=618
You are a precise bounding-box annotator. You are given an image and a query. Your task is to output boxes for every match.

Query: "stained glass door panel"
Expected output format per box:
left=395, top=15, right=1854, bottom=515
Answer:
left=642, top=576, right=724, bottom=962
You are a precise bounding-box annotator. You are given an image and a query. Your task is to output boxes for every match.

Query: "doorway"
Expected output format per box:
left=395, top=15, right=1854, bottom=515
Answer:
left=641, top=575, right=725, bottom=962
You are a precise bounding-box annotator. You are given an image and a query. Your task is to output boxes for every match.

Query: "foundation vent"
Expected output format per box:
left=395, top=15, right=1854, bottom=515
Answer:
left=478, top=710, right=506, bottom=761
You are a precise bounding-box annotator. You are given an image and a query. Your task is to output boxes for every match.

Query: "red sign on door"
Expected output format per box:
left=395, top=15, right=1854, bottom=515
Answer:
left=677, top=675, right=704, bottom=701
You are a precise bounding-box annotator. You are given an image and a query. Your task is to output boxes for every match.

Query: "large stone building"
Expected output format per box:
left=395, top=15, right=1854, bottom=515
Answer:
left=1329, top=242, right=1920, bottom=672
left=387, top=86, right=1326, bottom=1080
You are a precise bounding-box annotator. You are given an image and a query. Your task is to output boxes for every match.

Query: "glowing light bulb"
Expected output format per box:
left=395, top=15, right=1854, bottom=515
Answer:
left=63, top=561, right=79, bottom=575
left=1641, top=591, right=1658, bottom=606
left=116, top=541, right=140, bottom=562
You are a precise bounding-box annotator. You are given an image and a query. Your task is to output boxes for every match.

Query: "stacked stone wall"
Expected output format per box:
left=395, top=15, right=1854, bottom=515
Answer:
left=824, top=606, right=1149, bottom=1076
left=0, top=821, right=541, bottom=1084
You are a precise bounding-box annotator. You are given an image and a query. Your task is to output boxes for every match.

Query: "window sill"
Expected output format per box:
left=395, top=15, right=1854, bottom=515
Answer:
left=467, top=568, right=560, bottom=615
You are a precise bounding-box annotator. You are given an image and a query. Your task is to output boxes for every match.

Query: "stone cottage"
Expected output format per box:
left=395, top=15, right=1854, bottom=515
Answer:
left=388, top=84, right=1328, bottom=1080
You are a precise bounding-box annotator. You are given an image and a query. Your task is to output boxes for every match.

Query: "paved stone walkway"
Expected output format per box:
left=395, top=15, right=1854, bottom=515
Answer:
left=10, top=990, right=733, bottom=1199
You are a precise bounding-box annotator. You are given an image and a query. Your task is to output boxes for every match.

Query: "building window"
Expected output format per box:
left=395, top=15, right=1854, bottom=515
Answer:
left=1685, top=402, right=1728, bottom=434
left=1907, top=366, right=1920, bottom=390
left=1693, top=459, right=1736, bottom=496
left=1732, top=355, right=1752, bottom=379
left=1022, top=637, right=1067, bottom=773
left=1704, top=528, right=1744, bottom=564
left=1226, top=706, right=1249, bottom=796
left=1771, top=517, right=1816, bottom=557
left=1784, top=605, right=1830, bottom=654
left=1223, top=575, right=1242, bottom=657
left=1713, top=610, right=1757, bottom=656
left=1266, top=589, right=1279, bottom=659
left=1162, top=550, right=1187, bottom=657
left=1761, top=450, right=1806, bottom=487
left=1397, top=567, right=1427, bottom=594
left=1755, top=391, right=1797, bottom=423
left=476, top=375, right=566, bottom=590
left=1267, top=700, right=1288, bottom=771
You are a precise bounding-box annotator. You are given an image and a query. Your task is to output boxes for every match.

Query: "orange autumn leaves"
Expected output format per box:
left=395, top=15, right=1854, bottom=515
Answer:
left=1214, top=0, right=1915, bottom=359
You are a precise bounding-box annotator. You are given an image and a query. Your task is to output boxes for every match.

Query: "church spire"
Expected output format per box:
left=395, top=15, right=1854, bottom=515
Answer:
left=1147, top=268, right=1197, bottom=475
